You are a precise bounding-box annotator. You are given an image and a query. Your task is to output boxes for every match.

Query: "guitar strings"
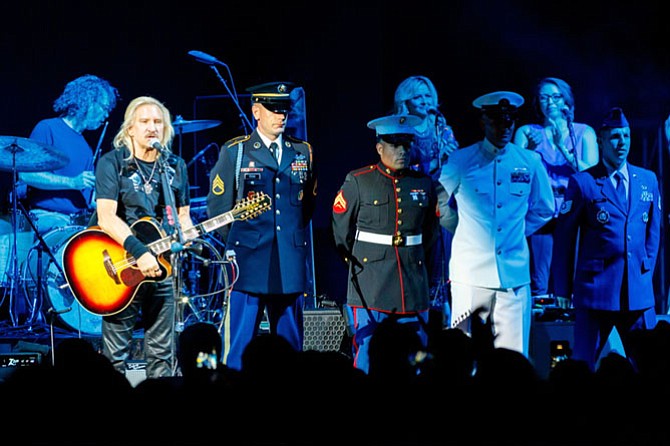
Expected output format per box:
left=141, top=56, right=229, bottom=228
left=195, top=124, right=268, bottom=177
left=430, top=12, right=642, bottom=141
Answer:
left=108, top=192, right=270, bottom=274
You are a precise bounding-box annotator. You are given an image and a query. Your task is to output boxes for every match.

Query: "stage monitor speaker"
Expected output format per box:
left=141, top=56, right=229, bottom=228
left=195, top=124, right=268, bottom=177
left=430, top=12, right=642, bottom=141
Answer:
left=303, top=309, right=346, bottom=352
left=530, top=320, right=574, bottom=380
left=125, top=360, right=147, bottom=387
left=531, top=319, right=630, bottom=379
left=0, top=352, right=42, bottom=381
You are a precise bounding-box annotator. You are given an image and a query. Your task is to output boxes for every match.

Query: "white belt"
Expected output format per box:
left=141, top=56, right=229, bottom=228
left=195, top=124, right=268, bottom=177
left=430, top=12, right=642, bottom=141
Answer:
left=355, top=230, right=422, bottom=247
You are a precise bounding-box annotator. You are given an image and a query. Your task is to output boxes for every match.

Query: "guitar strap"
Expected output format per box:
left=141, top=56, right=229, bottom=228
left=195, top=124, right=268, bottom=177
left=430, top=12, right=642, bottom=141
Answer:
left=86, top=148, right=131, bottom=227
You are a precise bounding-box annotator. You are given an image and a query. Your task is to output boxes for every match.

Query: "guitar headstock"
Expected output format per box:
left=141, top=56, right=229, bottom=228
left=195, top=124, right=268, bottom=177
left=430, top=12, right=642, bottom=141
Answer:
left=232, top=192, right=272, bottom=221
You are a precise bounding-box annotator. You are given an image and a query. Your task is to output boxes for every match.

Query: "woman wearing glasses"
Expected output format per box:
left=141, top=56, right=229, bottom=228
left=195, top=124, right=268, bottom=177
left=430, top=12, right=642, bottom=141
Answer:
left=513, top=77, right=598, bottom=303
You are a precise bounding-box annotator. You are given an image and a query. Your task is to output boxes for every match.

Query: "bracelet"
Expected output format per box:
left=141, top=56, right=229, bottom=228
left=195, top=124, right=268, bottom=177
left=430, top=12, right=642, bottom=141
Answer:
left=123, top=235, right=150, bottom=260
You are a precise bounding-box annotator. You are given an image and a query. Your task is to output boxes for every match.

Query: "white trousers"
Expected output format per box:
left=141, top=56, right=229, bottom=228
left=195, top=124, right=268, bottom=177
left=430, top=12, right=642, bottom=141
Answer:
left=450, top=281, right=531, bottom=357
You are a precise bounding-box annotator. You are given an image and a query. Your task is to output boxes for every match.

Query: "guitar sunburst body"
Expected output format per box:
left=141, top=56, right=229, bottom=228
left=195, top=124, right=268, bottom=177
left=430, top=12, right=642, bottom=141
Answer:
left=61, top=192, right=271, bottom=316
left=62, top=220, right=172, bottom=316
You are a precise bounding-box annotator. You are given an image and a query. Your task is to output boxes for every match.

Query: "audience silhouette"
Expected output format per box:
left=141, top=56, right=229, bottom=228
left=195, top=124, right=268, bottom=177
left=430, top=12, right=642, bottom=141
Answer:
left=1, top=315, right=669, bottom=445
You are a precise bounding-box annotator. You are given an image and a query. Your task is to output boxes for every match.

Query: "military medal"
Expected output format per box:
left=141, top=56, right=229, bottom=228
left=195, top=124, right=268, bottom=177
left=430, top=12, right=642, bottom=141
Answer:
left=291, top=154, right=308, bottom=183
left=597, top=208, right=609, bottom=224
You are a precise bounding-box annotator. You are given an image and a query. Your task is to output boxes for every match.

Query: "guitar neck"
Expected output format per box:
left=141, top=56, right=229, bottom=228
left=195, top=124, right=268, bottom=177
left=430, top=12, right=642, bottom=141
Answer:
left=146, top=210, right=236, bottom=256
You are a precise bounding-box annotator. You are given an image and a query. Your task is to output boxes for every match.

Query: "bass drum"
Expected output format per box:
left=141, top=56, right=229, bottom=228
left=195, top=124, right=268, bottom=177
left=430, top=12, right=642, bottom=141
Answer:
left=23, top=225, right=102, bottom=336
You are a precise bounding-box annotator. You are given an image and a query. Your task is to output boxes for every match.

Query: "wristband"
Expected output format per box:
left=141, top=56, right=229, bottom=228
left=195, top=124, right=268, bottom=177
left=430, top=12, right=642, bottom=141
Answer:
left=123, top=235, right=150, bottom=260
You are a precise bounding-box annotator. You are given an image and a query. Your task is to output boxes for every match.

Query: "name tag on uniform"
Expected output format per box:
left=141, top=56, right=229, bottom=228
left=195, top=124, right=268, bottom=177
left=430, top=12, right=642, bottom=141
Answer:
left=511, top=169, right=530, bottom=183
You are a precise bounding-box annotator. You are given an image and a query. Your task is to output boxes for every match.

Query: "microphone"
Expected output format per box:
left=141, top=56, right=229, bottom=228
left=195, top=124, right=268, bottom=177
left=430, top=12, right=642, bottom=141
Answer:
left=174, top=241, right=208, bottom=265
left=427, top=107, right=443, bottom=117
left=188, top=50, right=226, bottom=66
left=185, top=242, right=205, bottom=256
left=562, top=106, right=577, bottom=167
left=171, top=238, right=206, bottom=254
left=561, top=106, right=572, bottom=122
left=151, top=141, right=171, bottom=156
left=48, top=307, right=72, bottom=315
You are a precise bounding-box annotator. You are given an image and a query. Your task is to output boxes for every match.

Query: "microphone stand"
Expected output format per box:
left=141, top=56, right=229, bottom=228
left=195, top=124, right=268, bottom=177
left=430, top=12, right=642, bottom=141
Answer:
left=186, top=142, right=217, bottom=169
left=206, top=65, right=254, bottom=134
left=18, top=202, right=71, bottom=327
left=7, top=144, right=23, bottom=327
left=84, top=121, right=108, bottom=209
left=157, top=152, right=185, bottom=251
left=567, top=118, right=579, bottom=171
left=156, top=152, right=185, bottom=374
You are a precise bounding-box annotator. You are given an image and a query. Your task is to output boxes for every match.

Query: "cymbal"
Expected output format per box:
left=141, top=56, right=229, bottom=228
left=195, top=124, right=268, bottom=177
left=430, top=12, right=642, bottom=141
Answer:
left=0, top=136, right=70, bottom=172
left=173, top=116, right=222, bottom=134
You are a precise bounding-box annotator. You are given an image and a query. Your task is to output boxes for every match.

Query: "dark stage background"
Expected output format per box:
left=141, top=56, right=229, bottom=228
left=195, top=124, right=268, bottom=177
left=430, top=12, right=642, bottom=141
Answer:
left=1, top=0, right=670, bottom=316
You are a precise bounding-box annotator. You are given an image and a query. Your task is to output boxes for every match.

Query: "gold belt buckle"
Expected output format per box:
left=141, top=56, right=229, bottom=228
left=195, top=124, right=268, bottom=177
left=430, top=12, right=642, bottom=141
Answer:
left=392, top=235, right=404, bottom=246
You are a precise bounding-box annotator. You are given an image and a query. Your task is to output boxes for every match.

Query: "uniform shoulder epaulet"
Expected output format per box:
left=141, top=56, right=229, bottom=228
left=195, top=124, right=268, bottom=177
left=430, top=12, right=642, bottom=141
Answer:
left=352, top=164, right=376, bottom=176
left=224, top=134, right=251, bottom=149
left=285, top=134, right=308, bottom=145
left=287, top=135, right=312, bottom=151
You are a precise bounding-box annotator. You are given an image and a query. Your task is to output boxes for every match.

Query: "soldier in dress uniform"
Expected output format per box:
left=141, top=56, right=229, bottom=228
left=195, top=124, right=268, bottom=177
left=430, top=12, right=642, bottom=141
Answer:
left=206, top=81, right=317, bottom=371
left=332, top=114, right=439, bottom=373
left=438, top=91, right=555, bottom=358
left=552, top=107, right=661, bottom=371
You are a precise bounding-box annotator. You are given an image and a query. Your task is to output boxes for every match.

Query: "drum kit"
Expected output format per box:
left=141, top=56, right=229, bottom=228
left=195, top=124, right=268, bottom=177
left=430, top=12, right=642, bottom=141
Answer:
left=172, top=115, right=222, bottom=158
left=0, top=116, right=227, bottom=337
left=0, top=136, right=72, bottom=332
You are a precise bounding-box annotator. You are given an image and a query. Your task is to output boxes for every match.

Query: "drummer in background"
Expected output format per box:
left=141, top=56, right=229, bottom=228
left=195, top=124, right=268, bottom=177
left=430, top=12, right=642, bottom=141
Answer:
left=19, top=74, right=119, bottom=234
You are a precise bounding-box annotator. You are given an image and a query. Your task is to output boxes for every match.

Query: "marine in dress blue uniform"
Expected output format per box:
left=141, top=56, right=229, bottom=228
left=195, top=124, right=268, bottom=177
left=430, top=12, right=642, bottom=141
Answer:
left=206, top=82, right=317, bottom=370
left=332, top=114, right=439, bottom=373
left=552, top=107, right=661, bottom=371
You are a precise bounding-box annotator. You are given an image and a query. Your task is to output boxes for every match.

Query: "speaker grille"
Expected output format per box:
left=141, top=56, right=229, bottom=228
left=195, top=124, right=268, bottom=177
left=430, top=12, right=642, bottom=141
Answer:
left=303, top=310, right=345, bottom=352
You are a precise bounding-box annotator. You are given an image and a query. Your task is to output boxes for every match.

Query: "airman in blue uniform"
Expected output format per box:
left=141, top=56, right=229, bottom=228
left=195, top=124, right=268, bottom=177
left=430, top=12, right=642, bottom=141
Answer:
left=552, top=107, right=661, bottom=371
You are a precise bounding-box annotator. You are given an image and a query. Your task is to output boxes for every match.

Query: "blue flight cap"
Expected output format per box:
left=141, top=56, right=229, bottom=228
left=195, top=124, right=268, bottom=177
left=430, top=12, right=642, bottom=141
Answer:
left=247, top=81, right=297, bottom=113
left=367, top=114, right=421, bottom=136
left=600, top=107, right=630, bottom=129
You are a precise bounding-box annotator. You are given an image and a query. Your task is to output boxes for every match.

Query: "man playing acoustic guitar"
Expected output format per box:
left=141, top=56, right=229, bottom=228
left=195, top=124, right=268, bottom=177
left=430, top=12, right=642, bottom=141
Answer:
left=89, top=96, right=194, bottom=378
left=61, top=96, right=272, bottom=379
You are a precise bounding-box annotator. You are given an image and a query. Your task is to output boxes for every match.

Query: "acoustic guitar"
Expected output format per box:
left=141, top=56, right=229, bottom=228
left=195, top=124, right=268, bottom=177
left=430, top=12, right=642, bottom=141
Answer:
left=61, top=192, right=271, bottom=316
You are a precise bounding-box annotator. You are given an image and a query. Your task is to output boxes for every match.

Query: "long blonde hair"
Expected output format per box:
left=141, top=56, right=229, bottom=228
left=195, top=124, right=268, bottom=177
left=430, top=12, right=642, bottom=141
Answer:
left=393, top=75, right=440, bottom=115
left=112, top=96, right=175, bottom=152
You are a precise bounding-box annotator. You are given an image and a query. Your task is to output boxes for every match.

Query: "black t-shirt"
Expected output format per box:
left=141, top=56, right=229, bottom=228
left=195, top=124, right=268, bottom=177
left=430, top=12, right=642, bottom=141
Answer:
left=94, top=146, right=190, bottom=235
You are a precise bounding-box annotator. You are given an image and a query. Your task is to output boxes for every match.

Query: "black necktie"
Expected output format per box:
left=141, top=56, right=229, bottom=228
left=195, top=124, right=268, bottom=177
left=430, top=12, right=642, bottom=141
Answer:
left=615, top=172, right=626, bottom=203
left=269, top=142, right=278, bottom=161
